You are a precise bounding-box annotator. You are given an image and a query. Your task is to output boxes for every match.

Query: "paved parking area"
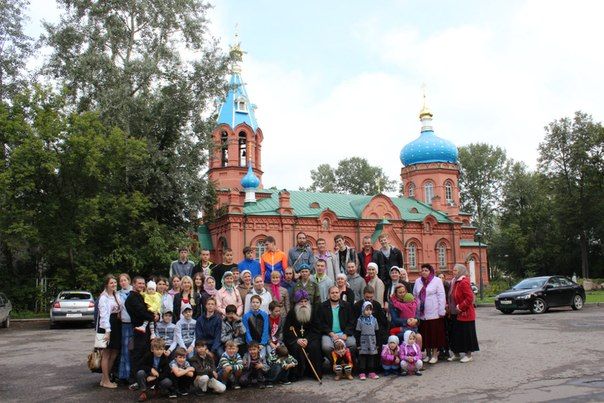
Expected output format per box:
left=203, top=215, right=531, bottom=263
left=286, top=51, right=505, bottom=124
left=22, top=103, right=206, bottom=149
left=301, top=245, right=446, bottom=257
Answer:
left=1, top=305, right=603, bottom=402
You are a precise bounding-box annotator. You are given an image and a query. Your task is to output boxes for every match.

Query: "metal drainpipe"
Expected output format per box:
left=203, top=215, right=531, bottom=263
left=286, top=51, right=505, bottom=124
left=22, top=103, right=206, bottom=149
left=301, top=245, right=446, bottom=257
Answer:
left=451, top=222, right=457, bottom=265
left=401, top=218, right=405, bottom=269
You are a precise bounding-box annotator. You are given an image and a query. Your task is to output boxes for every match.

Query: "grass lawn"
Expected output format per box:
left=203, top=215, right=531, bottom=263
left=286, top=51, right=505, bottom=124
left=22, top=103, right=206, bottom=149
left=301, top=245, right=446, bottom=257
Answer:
left=586, top=290, right=604, bottom=303
left=12, top=310, right=48, bottom=319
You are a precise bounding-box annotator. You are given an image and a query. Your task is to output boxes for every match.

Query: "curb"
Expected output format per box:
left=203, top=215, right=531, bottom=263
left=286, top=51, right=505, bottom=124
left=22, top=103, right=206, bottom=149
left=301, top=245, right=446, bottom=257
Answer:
left=12, top=317, right=50, bottom=322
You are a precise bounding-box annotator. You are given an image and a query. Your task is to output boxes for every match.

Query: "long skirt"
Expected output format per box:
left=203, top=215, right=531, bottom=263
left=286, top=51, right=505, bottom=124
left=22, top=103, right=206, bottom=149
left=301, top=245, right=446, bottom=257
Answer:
left=419, top=318, right=446, bottom=350
left=118, top=322, right=133, bottom=380
left=450, top=319, right=480, bottom=353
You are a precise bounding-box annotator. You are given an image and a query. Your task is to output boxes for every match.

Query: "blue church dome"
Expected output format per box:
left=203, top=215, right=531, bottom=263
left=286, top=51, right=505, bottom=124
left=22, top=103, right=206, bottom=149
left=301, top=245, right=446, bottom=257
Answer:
left=241, top=162, right=260, bottom=189
left=400, top=107, right=458, bottom=166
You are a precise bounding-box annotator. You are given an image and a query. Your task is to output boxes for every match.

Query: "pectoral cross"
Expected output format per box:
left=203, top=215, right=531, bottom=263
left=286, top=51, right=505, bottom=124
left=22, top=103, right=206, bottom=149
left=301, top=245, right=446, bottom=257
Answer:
left=300, top=325, right=305, bottom=337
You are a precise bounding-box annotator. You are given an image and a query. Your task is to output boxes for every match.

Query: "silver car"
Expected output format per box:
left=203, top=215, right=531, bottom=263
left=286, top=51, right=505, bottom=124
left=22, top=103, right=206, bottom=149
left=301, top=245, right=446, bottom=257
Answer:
left=0, top=292, right=12, bottom=328
left=50, top=291, right=95, bottom=327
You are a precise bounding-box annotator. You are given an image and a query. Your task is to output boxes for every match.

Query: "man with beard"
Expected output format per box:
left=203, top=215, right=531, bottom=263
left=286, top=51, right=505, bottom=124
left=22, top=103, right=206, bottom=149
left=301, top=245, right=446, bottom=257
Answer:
left=352, top=285, right=389, bottom=347
left=316, top=286, right=356, bottom=359
left=288, top=232, right=315, bottom=274
left=283, top=290, right=323, bottom=380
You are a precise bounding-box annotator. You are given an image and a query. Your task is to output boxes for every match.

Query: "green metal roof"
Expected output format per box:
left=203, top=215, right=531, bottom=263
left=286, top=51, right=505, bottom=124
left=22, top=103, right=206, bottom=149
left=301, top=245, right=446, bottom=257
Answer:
left=197, top=224, right=214, bottom=250
left=242, top=189, right=452, bottom=223
left=460, top=239, right=487, bottom=247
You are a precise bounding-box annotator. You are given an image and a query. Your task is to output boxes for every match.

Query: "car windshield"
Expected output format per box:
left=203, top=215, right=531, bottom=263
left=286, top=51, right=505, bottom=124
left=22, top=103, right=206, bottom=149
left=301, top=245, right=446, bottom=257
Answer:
left=59, top=292, right=91, bottom=300
left=513, top=278, right=547, bottom=290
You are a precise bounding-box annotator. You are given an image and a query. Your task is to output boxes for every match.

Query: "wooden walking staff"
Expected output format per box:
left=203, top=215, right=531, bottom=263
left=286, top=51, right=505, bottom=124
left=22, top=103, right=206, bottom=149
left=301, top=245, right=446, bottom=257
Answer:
left=289, top=326, right=322, bottom=384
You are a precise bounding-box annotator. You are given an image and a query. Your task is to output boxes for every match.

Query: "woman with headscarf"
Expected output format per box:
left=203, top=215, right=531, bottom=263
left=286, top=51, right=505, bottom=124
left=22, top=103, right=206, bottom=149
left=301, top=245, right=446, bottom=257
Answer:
left=335, top=273, right=355, bottom=303
left=238, top=269, right=253, bottom=309
left=265, top=270, right=290, bottom=315
left=412, top=263, right=446, bottom=364
left=365, top=262, right=385, bottom=306
left=383, top=266, right=404, bottom=310
left=172, top=275, right=201, bottom=323
left=389, top=284, right=422, bottom=347
left=200, top=275, right=218, bottom=309
left=215, top=271, right=243, bottom=316
left=448, top=263, right=479, bottom=362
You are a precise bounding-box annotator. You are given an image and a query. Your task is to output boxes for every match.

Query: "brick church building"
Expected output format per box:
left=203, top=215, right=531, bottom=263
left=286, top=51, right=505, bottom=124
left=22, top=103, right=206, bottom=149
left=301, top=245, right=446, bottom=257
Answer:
left=198, top=42, right=487, bottom=284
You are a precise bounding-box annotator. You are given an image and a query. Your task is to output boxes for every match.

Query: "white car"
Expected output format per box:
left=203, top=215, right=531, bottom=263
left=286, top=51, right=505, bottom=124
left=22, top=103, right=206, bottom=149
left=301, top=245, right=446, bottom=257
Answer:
left=50, top=291, right=95, bottom=328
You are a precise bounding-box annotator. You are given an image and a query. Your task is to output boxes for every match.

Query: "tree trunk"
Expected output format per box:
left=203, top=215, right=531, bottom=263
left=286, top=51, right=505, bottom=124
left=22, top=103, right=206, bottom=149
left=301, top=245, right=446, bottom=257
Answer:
left=579, top=230, right=589, bottom=279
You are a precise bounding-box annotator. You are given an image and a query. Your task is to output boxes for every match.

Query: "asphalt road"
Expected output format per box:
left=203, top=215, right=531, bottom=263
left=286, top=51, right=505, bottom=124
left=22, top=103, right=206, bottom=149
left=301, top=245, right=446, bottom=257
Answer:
left=1, top=306, right=603, bottom=402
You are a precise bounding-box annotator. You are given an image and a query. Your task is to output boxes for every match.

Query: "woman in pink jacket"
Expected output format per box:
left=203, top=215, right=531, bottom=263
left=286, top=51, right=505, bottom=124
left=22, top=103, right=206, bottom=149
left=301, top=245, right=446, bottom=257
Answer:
left=413, top=263, right=446, bottom=364
left=215, top=271, right=243, bottom=316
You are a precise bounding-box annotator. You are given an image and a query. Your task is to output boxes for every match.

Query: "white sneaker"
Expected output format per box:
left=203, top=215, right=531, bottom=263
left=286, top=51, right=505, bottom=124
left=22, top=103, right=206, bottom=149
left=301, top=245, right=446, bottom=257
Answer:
left=460, top=355, right=473, bottom=363
left=428, top=357, right=438, bottom=364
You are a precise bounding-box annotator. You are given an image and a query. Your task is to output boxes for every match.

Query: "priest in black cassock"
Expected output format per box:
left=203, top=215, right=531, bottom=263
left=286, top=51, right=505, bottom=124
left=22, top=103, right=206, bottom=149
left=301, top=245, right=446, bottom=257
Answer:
left=283, top=289, right=323, bottom=380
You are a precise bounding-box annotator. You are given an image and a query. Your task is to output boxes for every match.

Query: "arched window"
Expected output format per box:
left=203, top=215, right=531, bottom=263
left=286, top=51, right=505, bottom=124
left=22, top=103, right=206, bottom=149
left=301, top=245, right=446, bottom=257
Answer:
left=424, top=181, right=434, bottom=203
left=408, top=183, right=415, bottom=198
left=445, top=180, right=453, bottom=203
left=238, top=132, right=247, bottom=167
left=437, top=242, right=447, bottom=268
left=255, top=240, right=266, bottom=262
left=407, top=242, right=417, bottom=269
left=220, top=131, right=228, bottom=167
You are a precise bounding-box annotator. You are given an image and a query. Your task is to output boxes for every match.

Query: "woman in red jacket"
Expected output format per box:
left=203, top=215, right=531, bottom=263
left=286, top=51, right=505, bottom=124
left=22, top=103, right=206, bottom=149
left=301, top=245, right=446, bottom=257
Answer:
left=448, top=264, right=479, bottom=362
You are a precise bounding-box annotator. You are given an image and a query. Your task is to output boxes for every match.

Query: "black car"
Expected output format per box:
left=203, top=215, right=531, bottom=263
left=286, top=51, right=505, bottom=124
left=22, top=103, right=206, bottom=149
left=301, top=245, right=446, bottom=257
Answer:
left=495, top=276, right=585, bottom=314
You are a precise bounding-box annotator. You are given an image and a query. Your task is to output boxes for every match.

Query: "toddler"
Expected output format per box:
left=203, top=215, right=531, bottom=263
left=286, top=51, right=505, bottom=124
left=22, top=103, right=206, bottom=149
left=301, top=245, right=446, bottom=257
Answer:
left=381, top=335, right=401, bottom=375
left=356, top=301, right=379, bottom=380
left=331, top=339, right=353, bottom=381
left=400, top=330, right=423, bottom=376
left=136, top=280, right=162, bottom=335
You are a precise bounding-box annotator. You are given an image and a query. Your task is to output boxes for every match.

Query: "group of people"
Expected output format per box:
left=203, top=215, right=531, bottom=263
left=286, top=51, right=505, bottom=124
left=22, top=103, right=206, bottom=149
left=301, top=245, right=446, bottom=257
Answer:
left=95, top=232, right=479, bottom=400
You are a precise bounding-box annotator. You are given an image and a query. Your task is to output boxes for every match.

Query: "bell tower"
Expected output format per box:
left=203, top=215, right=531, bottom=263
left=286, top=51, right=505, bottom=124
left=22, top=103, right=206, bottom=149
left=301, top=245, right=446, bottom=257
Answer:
left=208, top=35, right=263, bottom=190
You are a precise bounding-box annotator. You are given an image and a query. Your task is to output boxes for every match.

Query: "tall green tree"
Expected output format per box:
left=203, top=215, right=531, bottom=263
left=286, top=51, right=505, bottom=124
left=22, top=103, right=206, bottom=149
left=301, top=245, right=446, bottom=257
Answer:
left=458, top=143, right=508, bottom=240
left=489, top=162, right=566, bottom=277
left=0, top=87, right=190, bottom=308
left=41, top=0, right=230, bottom=228
left=0, top=0, right=33, bottom=102
left=538, top=112, right=604, bottom=278
left=305, top=157, right=396, bottom=195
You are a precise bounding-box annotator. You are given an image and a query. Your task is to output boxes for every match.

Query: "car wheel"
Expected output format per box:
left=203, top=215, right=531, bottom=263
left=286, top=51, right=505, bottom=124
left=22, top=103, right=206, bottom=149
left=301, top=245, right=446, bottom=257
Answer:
left=531, top=298, right=547, bottom=314
left=500, top=309, right=514, bottom=315
left=571, top=294, right=584, bottom=310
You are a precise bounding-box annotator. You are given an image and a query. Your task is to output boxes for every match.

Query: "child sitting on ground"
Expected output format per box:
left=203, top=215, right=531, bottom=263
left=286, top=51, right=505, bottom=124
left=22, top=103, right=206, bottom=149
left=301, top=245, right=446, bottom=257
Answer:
left=136, top=280, right=162, bottom=335
left=155, top=310, right=177, bottom=357
left=175, top=304, right=196, bottom=358
left=381, top=335, right=401, bottom=376
left=218, top=340, right=244, bottom=389
left=357, top=301, right=380, bottom=380
left=221, top=304, right=246, bottom=355
left=267, top=301, right=284, bottom=356
left=189, top=340, right=226, bottom=395
left=135, top=338, right=172, bottom=402
left=169, top=347, right=195, bottom=397
left=241, top=341, right=270, bottom=388
left=267, top=345, right=298, bottom=385
left=400, top=330, right=423, bottom=376
left=331, top=339, right=353, bottom=381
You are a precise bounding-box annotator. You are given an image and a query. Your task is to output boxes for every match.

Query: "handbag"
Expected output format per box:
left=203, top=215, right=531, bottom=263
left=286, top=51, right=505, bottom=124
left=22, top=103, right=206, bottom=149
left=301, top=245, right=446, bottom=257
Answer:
left=94, top=313, right=108, bottom=349
left=87, top=348, right=102, bottom=373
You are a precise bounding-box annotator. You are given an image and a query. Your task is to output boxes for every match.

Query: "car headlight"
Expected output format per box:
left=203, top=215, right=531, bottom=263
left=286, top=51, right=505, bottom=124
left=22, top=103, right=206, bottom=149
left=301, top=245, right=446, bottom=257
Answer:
left=516, top=294, right=533, bottom=300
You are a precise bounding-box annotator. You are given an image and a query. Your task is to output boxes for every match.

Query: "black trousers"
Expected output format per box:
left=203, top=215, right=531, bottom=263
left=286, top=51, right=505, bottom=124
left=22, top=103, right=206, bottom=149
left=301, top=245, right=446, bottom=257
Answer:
left=131, top=330, right=150, bottom=377
left=358, top=354, right=379, bottom=373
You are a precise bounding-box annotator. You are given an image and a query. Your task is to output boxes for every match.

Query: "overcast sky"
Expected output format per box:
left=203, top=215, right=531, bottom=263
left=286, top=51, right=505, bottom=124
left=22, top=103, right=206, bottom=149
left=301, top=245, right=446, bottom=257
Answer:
left=27, top=0, right=604, bottom=192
